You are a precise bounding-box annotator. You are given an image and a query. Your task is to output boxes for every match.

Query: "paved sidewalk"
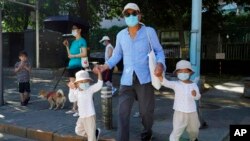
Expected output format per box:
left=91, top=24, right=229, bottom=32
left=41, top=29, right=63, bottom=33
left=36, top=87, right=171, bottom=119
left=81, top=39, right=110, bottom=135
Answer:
left=1, top=68, right=250, bottom=141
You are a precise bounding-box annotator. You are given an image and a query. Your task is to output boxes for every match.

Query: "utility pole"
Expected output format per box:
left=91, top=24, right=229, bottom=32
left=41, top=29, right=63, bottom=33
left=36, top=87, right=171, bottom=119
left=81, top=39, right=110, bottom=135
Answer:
left=0, top=7, right=3, bottom=106
left=35, top=0, right=39, bottom=68
left=190, top=0, right=202, bottom=83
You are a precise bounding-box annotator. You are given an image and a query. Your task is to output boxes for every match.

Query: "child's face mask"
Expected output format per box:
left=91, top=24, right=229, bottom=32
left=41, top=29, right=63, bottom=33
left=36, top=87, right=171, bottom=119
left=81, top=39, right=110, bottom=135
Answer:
left=177, top=73, right=190, bottom=81
left=79, top=82, right=90, bottom=90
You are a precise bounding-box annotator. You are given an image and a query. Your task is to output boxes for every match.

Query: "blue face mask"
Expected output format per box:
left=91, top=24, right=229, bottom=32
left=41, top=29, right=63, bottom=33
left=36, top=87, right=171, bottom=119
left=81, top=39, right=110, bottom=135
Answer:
left=125, top=15, right=139, bottom=27
left=177, top=73, right=190, bottom=81
left=79, top=83, right=90, bottom=90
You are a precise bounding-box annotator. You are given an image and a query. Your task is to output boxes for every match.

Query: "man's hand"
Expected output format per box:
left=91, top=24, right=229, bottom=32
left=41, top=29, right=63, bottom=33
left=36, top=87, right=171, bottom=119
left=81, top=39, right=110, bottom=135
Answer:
left=98, top=64, right=109, bottom=72
left=93, top=65, right=101, bottom=74
left=154, top=63, right=164, bottom=77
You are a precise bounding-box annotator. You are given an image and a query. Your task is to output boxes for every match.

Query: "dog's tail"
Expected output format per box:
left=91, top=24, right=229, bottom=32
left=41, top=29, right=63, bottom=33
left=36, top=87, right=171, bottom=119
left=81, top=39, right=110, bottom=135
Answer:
left=56, top=89, right=64, bottom=97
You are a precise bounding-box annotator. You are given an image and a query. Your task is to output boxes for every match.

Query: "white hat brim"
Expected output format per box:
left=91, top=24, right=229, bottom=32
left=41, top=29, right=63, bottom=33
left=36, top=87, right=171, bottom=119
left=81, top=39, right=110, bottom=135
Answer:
left=74, top=78, right=93, bottom=83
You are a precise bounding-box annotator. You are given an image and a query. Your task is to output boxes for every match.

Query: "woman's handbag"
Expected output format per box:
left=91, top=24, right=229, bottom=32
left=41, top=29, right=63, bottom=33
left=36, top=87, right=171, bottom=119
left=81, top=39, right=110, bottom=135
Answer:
left=145, top=27, right=162, bottom=90
left=80, top=48, right=89, bottom=68
left=81, top=57, right=89, bottom=68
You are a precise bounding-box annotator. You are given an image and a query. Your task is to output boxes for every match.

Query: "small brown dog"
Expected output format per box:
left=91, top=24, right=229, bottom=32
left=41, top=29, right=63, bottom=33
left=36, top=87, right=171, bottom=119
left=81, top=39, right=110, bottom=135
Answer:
left=38, top=89, right=66, bottom=110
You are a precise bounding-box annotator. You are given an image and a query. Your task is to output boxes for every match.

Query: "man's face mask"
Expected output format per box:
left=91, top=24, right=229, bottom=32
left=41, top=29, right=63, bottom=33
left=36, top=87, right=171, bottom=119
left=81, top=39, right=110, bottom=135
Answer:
left=124, top=11, right=139, bottom=27
left=102, top=41, right=106, bottom=46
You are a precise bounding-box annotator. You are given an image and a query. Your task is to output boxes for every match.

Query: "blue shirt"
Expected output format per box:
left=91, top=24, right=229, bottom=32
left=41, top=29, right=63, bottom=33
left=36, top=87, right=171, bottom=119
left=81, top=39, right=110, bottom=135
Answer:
left=106, top=26, right=166, bottom=86
left=68, top=37, right=87, bottom=69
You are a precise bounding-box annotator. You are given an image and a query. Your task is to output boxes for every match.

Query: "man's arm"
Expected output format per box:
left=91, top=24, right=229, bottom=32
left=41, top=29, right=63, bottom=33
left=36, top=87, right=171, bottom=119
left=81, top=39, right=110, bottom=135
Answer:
left=148, top=27, right=166, bottom=77
left=149, top=27, right=166, bottom=69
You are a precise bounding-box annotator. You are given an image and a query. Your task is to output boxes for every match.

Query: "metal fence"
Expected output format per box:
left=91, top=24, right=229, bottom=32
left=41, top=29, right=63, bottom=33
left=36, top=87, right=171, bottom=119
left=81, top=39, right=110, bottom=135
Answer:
left=163, top=42, right=250, bottom=60
left=222, top=43, right=250, bottom=60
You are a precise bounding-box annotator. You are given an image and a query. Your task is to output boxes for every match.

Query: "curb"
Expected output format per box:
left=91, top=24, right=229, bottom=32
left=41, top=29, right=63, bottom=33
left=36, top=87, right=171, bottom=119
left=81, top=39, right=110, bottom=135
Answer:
left=0, top=124, right=115, bottom=141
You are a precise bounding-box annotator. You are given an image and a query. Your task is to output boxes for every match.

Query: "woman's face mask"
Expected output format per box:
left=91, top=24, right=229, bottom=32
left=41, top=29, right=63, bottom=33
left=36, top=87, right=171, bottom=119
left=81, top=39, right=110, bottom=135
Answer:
left=125, top=15, right=139, bottom=27
left=71, top=30, right=78, bottom=37
left=79, top=82, right=90, bottom=90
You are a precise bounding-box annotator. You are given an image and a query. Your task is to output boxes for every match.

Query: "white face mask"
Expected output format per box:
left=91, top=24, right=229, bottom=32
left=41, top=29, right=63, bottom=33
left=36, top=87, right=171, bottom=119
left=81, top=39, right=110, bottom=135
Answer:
left=71, top=30, right=78, bottom=37
left=102, top=42, right=106, bottom=46
left=177, top=73, right=190, bottom=81
left=79, top=83, right=90, bottom=90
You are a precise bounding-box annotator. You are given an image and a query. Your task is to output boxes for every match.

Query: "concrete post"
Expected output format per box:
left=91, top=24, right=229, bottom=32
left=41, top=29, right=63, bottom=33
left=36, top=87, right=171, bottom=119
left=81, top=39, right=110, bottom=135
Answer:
left=35, top=0, right=39, bottom=68
left=0, top=8, right=3, bottom=106
left=190, top=0, right=202, bottom=82
left=101, top=86, right=113, bottom=129
left=190, top=0, right=208, bottom=129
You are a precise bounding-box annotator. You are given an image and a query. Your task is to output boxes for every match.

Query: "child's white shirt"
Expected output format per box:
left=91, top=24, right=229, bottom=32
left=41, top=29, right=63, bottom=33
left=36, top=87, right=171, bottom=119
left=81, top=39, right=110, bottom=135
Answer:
left=69, top=80, right=103, bottom=118
left=161, top=78, right=201, bottom=113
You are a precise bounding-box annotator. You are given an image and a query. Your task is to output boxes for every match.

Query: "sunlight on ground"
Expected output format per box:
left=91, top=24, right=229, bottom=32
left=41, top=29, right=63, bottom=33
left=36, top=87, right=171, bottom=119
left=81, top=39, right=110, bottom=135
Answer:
left=4, top=88, right=19, bottom=94
left=155, top=90, right=175, bottom=100
left=36, top=129, right=44, bottom=132
left=6, top=101, right=29, bottom=112
left=31, top=78, right=53, bottom=83
left=214, top=82, right=244, bottom=93
left=0, top=133, right=3, bottom=138
left=0, top=114, right=5, bottom=119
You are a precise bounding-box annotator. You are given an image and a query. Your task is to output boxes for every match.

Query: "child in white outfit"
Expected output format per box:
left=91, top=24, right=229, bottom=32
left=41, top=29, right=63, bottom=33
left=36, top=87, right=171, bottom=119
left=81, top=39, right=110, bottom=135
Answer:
left=68, top=68, right=103, bottom=141
left=158, top=60, right=201, bottom=141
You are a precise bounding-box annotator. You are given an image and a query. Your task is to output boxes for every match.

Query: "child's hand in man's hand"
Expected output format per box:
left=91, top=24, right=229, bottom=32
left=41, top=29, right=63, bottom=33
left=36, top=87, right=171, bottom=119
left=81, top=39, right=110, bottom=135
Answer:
left=93, top=65, right=101, bottom=74
left=191, top=90, right=196, bottom=97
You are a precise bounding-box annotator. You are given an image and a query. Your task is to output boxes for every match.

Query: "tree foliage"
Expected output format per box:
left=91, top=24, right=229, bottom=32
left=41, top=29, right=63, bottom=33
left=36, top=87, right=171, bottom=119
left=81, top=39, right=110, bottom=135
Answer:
left=1, top=0, right=103, bottom=31
left=0, top=0, right=249, bottom=33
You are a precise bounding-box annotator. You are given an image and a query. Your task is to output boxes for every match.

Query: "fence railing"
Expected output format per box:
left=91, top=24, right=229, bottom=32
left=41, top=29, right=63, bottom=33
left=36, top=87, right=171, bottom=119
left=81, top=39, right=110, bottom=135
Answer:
left=222, top=43, right=250, bottom=60
left=163, top=42, right=250, bottom=60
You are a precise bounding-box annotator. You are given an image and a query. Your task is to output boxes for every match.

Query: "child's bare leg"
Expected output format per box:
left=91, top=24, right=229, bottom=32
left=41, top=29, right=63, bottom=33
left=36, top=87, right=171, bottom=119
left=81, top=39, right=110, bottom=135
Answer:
left=20, top=93, right=25, bottom=102
left=24, top=92, right=30, bottom=100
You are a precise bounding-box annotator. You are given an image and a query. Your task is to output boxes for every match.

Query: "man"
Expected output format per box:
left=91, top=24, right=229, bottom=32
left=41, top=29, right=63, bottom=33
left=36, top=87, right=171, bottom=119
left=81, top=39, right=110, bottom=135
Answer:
left=99, top=36, right=117, bottom=95
left=98, top=3, right=166, bottom=141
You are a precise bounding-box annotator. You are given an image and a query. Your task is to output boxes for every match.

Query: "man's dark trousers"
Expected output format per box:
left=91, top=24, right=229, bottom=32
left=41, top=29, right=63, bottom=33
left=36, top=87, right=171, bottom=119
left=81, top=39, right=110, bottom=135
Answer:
left=117, top=74, right=155, bottom=141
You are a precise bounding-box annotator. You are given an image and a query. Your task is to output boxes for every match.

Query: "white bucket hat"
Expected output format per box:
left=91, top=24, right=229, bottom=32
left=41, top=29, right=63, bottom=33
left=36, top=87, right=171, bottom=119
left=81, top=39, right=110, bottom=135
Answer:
left=122, top=3, right=140, bottom=14
left=74, top=70, right=93, bottom=83
left=99, top=36, right=110, bottom=43
left=174, top=60, right=194, bottom=73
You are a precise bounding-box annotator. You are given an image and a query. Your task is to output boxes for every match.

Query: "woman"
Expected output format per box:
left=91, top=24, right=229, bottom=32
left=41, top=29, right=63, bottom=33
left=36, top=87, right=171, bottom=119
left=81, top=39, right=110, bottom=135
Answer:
left=63, top=25, right=88, bottom=117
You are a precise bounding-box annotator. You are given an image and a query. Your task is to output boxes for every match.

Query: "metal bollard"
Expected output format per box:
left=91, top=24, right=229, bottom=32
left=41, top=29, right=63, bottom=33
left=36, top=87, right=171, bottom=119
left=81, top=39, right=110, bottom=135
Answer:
left=243, top=78, right=250, bottom=98
left=101, top=86, right=113, bottom=129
